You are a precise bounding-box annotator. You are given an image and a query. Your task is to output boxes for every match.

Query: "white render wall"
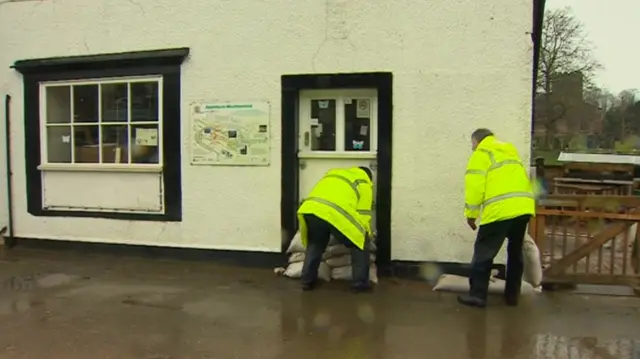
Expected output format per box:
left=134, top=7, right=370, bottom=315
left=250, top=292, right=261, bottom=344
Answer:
left=0, top=0, right=533, bottom=262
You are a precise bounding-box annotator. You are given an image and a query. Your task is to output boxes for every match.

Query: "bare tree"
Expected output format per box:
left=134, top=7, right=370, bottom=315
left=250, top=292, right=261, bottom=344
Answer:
left=538, top=7, right=602, bottom=93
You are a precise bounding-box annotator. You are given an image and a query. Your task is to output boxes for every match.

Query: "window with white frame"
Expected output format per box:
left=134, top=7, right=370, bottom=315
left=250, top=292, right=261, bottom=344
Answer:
left=299, top=90, right=378, bottom=154
left=41, top=76, right=163, bottom=166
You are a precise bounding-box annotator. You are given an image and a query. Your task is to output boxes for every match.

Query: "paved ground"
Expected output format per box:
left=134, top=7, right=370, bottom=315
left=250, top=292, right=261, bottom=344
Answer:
left=0, top=248, right=638, bottom=359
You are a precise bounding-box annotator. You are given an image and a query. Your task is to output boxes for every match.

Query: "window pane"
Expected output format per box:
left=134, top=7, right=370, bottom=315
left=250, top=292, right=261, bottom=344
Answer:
left=73, top=125, right=100, bottom=163
left=131, top=124, right=159, bottom=164
left=344, top=98, right=371, bottom=151
left=45, top=86, right=72, bottom=124
left=131, top=82, right=159, bottom=122
left=101, top=125, right=129, bottom=164
left=101, top=83, right=128, bottom=123
left=46, top=126, right=72, bottom=163
left=73, top=85, right=99, bottom=123
left=310, top=99, right=336, bottom=151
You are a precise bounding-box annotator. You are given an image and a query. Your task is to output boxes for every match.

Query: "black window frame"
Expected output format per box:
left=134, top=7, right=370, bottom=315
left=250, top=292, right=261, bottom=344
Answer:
left=12, top=47, right=189, bottom=222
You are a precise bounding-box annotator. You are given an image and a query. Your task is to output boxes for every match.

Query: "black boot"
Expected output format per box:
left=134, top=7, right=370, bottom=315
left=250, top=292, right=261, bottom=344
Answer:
left=457, top=294, right=486, bottom=308
left=301, top=280, right=319, bottom=291
left=350, top=282, right=373, bottom=293
left=504, top=293, right=519, bottom=306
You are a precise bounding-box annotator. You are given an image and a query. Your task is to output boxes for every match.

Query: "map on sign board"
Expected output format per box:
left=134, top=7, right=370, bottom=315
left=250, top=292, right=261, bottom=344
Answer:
left=190, top=101, right=270, bottom=166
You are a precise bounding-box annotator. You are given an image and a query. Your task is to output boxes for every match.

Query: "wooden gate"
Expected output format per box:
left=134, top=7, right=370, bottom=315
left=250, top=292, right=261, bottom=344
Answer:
left=528, top=195, right=640, bottom=294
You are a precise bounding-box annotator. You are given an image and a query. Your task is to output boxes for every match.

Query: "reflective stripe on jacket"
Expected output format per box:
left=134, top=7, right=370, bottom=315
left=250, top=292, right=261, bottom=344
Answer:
left=464, top=136, right=535, bottom=225
left=298, top=167, right=373, bottom=250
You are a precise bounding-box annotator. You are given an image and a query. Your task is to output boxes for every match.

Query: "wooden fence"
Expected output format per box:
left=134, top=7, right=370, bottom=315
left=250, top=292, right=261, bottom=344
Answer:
left=528, top=195, right=640, bottom=294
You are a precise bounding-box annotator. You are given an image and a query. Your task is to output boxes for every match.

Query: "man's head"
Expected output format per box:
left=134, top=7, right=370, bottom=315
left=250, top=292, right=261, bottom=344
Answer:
left=471, top=128, right=494, bottom=150
left=358, top=166, right=373, bottom=181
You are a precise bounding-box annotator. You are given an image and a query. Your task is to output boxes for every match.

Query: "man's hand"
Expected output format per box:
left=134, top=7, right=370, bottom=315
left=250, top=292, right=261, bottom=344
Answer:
left=466, top=218, right=477, bottom=231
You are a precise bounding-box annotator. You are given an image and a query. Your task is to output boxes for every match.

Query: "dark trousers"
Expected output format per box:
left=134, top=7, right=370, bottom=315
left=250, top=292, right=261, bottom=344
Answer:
left=301, top=214, right=370, bottom=287
left=469, top=214, right=531, bottom=300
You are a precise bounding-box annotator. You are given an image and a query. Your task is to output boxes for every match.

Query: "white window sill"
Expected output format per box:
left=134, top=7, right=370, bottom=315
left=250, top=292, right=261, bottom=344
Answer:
left=297, top=151, right=377, bottom=159
left=38, top=163, right=163, bottom=173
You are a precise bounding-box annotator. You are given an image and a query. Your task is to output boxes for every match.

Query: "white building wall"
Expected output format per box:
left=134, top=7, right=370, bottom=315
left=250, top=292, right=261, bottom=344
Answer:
left=0, top=0, right=532, bottom=262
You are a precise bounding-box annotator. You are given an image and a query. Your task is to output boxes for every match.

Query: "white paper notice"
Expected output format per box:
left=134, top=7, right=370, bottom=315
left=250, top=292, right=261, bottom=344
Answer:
left=310, top=118, right=319, bottom=126
left=360, top=125, right=368, bottom=136
left=356, top=99, right=370, bottom=118
left=135, top=128, right=158, bottom=146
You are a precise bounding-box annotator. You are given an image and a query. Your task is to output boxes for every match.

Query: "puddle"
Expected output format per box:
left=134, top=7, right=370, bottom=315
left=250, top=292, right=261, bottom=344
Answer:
left=2, top=273, right=83, bottom=292
left=37, top=273, right=81, bottom=288
left=58, top=283, right=184, bottom=299
left=0, top=297, right=43, bottom=315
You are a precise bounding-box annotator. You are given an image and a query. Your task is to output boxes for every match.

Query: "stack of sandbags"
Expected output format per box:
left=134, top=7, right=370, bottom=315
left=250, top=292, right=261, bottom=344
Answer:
left=323, top=236, right=379, bottom=284
left=274, top=231, right=378, bottom=283
left=275, top=231, right=331, bottom=281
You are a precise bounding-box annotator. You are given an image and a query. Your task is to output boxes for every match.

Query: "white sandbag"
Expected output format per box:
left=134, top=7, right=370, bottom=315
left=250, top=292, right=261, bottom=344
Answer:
left=328, top=235, right=340, bottom=246
left=326, top=255, right=351, bottom=268
left=286, top=231, right=305, bottom=253
left=283, top=261, right=331, bottom=282
left=325, top=253, right=376, bottom=268
left=432, top=274, right=535, bottom=295
left=367, top=240, right=377, bottom=252
left=330, top=264, right=379, bottom=284
left=523, top=234, right=543, bottom=287
left=322, top=244, right=350, bottom=259
left=289, top=252, right=305, bottom=263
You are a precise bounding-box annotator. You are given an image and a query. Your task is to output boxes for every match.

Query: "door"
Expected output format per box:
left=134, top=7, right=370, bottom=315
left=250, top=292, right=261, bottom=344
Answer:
left=297, top=89, right=378, bottom=232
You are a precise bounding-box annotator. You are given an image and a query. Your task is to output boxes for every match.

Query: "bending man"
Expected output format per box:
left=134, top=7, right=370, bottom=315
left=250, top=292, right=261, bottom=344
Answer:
left=459, top=129, right=536, bottom=308
left=297, top=166, right=374, bottom=293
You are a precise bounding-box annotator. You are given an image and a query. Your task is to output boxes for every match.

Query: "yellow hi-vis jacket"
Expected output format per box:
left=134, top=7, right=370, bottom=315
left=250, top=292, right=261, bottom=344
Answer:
left=298, top=167, right=373, bottom=250
left=464, top=136, right=535, bottom=225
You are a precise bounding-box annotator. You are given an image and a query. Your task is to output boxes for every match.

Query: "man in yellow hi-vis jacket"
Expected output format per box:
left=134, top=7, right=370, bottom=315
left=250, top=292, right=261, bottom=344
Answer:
left=458, top=129, right=536, bottom=308
left=298, top=166, right=374, bottom=292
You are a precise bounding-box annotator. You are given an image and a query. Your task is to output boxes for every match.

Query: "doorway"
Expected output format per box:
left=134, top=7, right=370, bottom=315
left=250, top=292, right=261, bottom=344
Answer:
left=280, top=73, right=393, bottom=267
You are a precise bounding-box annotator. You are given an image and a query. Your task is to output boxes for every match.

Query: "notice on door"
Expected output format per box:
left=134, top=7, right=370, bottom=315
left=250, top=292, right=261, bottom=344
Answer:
left=189, top=101, right=271, bottom=166
left=356, top=99, right=370, bottom=118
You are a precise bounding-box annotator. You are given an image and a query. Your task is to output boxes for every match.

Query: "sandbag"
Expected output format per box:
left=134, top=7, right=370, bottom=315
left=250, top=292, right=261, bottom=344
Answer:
left=330, top=264, right=379, bottom=284
left=283, top=261, right=331, bottom=282
left=523, top=234, right=543, bottom=287
left=322, top=244, right=350, bottom=259
left=289, top=252, right=305, bottom=263
left=286, top=231, right=305, bottom=253
left=325, top=253, right=376, bottom=268
left=367, top=240, right=377, bottom=252
left=432, top=274, right=535, bottom=295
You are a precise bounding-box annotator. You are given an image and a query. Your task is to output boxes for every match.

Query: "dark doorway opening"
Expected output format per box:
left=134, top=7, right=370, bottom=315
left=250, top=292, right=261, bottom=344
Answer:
left=280, top=73, right=393, bottom=267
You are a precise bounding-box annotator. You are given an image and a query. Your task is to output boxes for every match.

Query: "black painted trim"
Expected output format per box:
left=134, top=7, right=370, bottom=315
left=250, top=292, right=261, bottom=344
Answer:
left=531, top=0, right=546, bottom=138
left=15, top=238, right=285, bottom=269
left=280, top=72, right=393, bottom=267
left=13, top=48, right=189, bottom=222
left=12, top=48, right=190, bottom=74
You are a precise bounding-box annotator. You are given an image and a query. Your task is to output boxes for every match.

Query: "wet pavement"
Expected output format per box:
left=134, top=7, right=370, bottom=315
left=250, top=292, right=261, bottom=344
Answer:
left=0, top=248, right=638, bottom=359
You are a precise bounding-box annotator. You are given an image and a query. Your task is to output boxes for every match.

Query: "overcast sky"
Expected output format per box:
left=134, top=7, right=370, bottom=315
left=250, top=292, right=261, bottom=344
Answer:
left=547, top=0, right=638, bottom=94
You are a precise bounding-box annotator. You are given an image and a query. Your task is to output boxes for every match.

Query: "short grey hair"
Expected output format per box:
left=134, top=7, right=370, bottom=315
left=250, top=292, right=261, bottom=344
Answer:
left=471, top=128, right=494, bottom=143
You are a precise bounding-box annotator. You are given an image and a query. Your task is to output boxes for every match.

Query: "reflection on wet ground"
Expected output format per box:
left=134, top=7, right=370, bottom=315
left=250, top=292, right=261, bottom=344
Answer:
left=0, top=248, right=638, bottom=359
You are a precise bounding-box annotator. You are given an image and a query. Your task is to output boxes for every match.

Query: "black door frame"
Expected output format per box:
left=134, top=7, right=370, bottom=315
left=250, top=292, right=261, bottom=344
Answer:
left=280, top=72, right=393, bottom=267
